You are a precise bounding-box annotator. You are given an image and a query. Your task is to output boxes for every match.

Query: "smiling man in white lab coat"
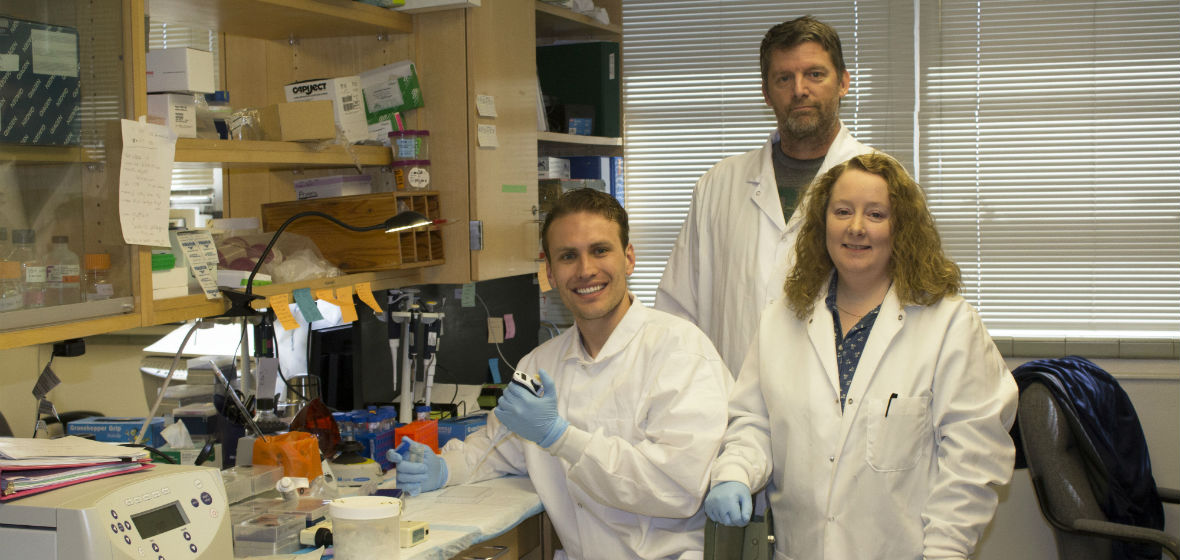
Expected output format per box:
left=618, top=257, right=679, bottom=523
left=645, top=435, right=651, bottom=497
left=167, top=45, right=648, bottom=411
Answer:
left=656, top=16, right=877, bottom=375
left=392, top=188, right=732, bottom=560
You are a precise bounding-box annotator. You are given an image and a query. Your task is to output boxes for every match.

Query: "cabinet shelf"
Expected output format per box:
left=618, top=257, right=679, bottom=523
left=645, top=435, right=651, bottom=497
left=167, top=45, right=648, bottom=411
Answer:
left=146, top=269, right=425, bottom=326
left=0, top=145, right=94, bottom=164
left=173, top=138, right=393, bottom=169
left=535, top=1, right=622, bottom=41
left=149, top=0, right=412, bottom=39
left=538, top=131, right=621, bottom=146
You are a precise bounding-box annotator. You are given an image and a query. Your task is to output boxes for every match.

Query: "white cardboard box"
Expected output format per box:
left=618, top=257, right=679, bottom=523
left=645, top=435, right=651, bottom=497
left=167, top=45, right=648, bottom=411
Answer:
left=284, top=76, right=369, bottom=144
left=146, top=48, right=215, bottom=93
left=147, top=93, right=197, bottom=138
left=293, top=174, right=373, bottom=200
left=538, top=156, right=570, bottom=179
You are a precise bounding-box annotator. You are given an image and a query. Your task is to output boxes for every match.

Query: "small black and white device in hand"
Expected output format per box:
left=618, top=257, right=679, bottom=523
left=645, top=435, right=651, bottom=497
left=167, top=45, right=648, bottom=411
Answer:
left=511, top=370, right=544, bottom=397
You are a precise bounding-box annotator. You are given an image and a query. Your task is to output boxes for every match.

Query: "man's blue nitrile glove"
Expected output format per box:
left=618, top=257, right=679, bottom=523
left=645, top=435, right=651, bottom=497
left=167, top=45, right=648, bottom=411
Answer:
left=704, top=481, right=753, bottom=527
left=494, top=369, right=569, bottom=448
left=385, top=436, right=447, bottom=496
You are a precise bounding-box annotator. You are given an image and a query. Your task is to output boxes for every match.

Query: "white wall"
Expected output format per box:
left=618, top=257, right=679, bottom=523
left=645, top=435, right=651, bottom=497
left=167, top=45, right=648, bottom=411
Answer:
left=976, top=358, right=1179, bottom=559
left=0, top=336, right=154, bottom=438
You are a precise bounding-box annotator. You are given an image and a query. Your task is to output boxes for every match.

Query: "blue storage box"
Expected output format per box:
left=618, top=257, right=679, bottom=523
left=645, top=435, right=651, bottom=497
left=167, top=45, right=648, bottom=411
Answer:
left=438, top=414, right=488, bottom=446
left=67, top=416, right=166, bottom=447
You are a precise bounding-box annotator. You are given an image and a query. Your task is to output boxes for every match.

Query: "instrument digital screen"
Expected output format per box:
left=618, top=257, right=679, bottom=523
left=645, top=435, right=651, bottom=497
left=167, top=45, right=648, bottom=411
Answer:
left=131, top=500, right=189, bottom=539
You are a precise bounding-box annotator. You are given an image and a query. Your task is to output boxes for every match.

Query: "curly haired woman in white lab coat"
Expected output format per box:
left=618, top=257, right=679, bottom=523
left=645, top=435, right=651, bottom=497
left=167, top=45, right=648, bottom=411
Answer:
left=704, top=153, right=1018, bottom=560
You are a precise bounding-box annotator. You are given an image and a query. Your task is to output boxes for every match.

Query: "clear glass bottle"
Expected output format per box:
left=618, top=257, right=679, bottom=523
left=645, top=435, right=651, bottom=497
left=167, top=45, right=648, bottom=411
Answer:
left=9, top=229, right=46, bottom=309
left=0, top=260, right=22, bottom=311
left=82, top=252, right=114, bottom=301
left=45, top=235, right=81, bottom=306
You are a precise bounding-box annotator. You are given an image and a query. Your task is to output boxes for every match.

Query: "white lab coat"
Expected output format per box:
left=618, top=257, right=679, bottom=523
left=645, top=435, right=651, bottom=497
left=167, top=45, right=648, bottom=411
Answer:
left=655, top=125, right=874, bottom=376
left=443, top=297, right=732, bottom=560
left=711, top=285, right=1018, bottom=560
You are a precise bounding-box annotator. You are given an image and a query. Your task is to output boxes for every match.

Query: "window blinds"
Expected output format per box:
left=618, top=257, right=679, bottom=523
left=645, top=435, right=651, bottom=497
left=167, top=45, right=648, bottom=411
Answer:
left=919, top=0, right=1180, bottom=337
left=622, top=0, right=1180, bottom=339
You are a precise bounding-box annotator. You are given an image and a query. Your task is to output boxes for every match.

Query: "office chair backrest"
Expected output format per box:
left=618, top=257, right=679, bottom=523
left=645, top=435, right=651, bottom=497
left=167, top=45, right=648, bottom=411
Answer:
left=1019, top=381, right=1116, bottom=560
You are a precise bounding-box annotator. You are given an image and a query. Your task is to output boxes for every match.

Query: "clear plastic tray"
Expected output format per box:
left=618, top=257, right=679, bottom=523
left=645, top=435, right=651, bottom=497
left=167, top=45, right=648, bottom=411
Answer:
left=232, top=512, right=306, bottom=543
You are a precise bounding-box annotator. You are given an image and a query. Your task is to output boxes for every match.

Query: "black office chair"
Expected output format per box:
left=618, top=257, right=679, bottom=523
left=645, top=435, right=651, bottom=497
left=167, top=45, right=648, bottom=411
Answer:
left=1015, top=357, right=1180, bottom=560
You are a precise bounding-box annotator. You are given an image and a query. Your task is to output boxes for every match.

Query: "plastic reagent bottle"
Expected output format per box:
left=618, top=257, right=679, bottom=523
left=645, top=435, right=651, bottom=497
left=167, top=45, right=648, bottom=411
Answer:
left=46, top=235, right=81, bottom=305
left=9, top=229, right=46, bottom=308
left=83, top=252, right=114, bottom=301
left=0, top=260, right=22, bottom=311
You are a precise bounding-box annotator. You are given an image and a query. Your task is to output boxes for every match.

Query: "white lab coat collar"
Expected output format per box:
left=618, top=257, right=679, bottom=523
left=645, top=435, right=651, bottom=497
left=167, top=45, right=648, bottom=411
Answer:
left=806, top=279, right=908, bottom=411
left=560, top=293, right=645, bottom=365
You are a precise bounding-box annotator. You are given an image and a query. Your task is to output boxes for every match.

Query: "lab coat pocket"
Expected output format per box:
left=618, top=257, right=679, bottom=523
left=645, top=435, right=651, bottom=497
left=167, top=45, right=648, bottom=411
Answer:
left=866, top=395, right=931, bottom=472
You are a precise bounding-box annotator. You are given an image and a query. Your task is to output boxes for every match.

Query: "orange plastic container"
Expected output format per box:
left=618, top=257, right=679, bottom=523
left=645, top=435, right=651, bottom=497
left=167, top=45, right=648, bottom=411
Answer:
left=394, top=420, right=439, bottom=453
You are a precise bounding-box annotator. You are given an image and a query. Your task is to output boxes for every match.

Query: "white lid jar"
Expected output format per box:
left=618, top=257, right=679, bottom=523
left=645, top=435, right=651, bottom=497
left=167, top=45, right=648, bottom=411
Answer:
left=392, top=160, right=431, bottom=191
left=329, top=496, right=401, bottom=559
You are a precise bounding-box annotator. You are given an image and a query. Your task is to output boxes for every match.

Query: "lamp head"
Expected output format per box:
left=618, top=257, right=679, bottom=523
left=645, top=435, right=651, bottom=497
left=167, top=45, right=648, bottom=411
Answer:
left=384, top=211, right=433, bottom=233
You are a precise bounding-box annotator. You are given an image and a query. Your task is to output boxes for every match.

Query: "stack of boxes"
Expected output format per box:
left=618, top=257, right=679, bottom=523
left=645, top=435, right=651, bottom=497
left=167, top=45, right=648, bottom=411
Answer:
left=145, top=47, right=215, bottom=138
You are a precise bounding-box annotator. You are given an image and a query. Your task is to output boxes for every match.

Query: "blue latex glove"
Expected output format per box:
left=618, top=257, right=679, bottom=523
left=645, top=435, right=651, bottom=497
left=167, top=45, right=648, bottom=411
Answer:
left=385, top=436, right=447, bottom=496
left=704, top=481, right=753, bottom=527
left=494, top=369, right=569, bottom=448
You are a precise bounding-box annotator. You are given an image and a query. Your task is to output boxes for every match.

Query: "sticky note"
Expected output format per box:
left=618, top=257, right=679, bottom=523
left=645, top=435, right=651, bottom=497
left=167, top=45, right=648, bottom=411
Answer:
left=477, top=124, right=498, bottom=148
left=501, top=184, right=527, bottom=193
left=268, top=294, right=300, bottom=331
left=315, top=288, right=335, bottom=303
left=488, top=358, right=501, bottom=384
left=504, top=313, right=516, bottom=340
left=336, top=286, right=358, bottom=324
left=356, top=282, right=383, bottom=315
left=538, top=261, right=552, bottom=292
left=292, top=288, right=323, bottom=322
left=488, top=317, right=505, bottom=343
left=461, top=283, right=476, bottom=307
left=476, top=94, right=497, bottom=117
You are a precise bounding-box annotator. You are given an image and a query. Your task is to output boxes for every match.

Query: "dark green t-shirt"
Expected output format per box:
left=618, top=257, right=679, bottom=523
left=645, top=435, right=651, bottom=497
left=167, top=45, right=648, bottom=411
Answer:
left=771, top=140, right=825, bottom=222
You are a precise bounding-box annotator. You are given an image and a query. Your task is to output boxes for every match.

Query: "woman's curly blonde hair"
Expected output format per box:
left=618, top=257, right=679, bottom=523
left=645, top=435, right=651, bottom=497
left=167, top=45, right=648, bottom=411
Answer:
left=784, top=153, right=961, bottom=319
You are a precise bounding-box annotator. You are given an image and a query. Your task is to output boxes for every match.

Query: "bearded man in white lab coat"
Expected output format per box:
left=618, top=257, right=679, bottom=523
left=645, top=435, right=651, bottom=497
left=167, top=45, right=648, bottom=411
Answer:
left=705, top=154, right=1018, bottom=559
left=391, top=188, right=733, bottom=560
left=656, top=16, right=877, bottom=376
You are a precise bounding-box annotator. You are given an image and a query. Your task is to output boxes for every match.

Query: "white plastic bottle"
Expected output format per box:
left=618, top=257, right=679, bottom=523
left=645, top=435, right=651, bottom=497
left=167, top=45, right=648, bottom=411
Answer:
left=83, top=252, right=114, bottom=301
left=46, top=235, right=81, bottom=306
left=9, top=229, right=46, bottom=308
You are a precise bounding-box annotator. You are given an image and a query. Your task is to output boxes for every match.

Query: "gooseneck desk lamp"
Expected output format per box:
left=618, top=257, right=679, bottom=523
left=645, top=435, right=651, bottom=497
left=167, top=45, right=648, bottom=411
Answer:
left=216, top=210, right=434, bottom=319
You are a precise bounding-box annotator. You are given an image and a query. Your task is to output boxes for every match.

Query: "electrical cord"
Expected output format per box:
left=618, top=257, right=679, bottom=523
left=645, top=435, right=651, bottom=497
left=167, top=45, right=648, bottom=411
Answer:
left=474, top=292, right=518, bottom=372
left=135, top=320, right=204, bottom=445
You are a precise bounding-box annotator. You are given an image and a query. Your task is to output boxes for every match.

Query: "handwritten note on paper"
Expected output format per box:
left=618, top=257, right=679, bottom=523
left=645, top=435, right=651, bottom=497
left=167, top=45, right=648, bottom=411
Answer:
left=477, top=124, right=498, bottom=148
left=119, top=119, right=177, bottom=246
left=476, top=94, right=498, bottom=118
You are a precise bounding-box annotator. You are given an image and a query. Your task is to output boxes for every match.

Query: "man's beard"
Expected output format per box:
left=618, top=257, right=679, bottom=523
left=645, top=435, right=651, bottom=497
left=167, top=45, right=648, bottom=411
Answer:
left=781, top=101, right=840, bottom=141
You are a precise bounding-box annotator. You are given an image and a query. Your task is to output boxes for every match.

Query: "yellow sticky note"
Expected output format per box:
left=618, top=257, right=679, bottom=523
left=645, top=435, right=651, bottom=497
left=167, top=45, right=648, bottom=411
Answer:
left=336, top=286, right=358, bottom=324
left=487, top=317, right=505, bottom=343
left=268, top=294, right=300, bottom=331
left=315, top=288, right=335, bottom=303
left=356, top=282, right=382, bottom=314
left=537, top=260, right=552, bottom=292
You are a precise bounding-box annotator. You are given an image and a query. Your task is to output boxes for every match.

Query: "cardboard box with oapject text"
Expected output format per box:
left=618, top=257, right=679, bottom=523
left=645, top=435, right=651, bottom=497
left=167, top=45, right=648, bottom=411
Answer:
left=284, top=76, right=368, bottom=144
left=0, top=16, right=81, bottom=145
